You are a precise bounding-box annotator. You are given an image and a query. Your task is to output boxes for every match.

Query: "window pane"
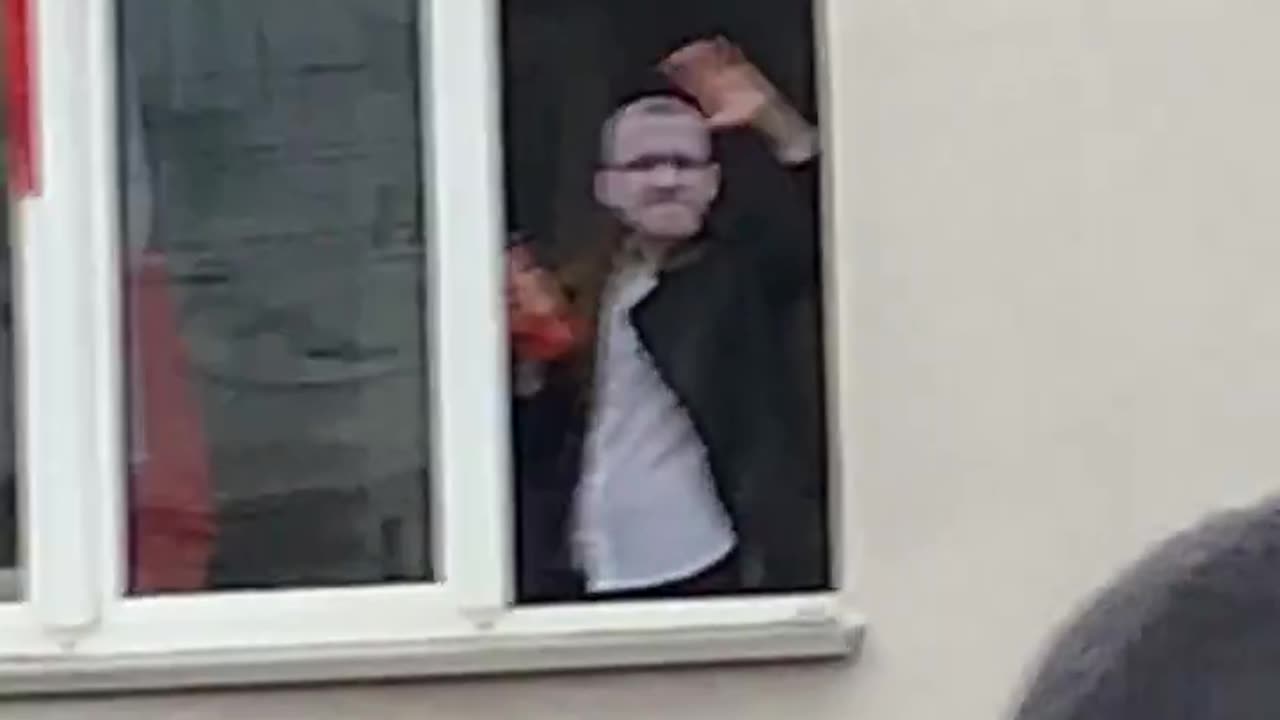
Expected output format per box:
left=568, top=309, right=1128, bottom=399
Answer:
left=503, top=0, right=832, bottom=603
left=120, top=0, right=432, bottom=593
left=0, top=160, right=15, bottom=603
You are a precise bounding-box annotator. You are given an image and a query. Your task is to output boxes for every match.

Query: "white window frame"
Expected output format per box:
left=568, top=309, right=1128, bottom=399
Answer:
left=0, top=0, right=862, bottom=695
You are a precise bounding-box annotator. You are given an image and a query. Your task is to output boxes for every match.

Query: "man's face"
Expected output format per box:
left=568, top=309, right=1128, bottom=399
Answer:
left=596, top=100, right=720, bottom=240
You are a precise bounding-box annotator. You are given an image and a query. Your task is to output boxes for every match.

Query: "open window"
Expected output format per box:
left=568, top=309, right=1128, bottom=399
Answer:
left=0, top=0, right=858, bottom=695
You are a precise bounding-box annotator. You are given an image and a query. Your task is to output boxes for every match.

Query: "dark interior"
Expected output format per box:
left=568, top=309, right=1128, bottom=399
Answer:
left=500, top=0, right=817, bottom=262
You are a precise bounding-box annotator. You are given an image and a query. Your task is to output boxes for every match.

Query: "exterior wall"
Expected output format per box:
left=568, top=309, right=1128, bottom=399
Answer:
left=7, top=0, right=1280, bottom=716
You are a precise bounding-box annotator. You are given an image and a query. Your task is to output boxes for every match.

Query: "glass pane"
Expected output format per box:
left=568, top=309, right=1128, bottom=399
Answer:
left=119, top=0, right=432, bottom=593
left=503, top=0, right=832, bottom=603
left=0, top=139, right=15, bottom=599
left=0, top=41, right=18, bottom=602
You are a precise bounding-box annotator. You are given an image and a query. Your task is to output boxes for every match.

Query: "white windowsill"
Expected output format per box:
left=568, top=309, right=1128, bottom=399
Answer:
left=0, top=603, right=864, bottom=696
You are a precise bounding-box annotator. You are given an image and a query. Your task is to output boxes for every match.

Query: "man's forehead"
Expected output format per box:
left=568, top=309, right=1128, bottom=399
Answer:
left=608, top=109, right=710, bottom=156
left=618, top=95, right=704, bottom=121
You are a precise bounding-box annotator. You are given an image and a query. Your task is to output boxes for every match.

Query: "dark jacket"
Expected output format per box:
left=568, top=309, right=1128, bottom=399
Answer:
left=514, top=129, right=829, bottom=602
left=1013, top=496, right=1280, bottom=720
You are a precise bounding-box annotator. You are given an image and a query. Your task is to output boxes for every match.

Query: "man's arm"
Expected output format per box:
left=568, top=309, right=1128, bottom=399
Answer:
left=663, top=38, right=823, bottom=300
left=752, top=91, right=822, bottom=167
left=711, top=101, right=822, bottom=302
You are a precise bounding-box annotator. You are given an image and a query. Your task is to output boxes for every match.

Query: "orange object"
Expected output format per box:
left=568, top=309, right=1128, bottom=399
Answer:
left=511, top=309, right=581, bottom=362
left=507, top=243, right=581, bottom=362
left=129, top=251, right=216, bottom=592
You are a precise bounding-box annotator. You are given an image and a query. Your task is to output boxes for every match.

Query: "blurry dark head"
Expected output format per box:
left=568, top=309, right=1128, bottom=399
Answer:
left=1013, top=496, right=1280, bottom=720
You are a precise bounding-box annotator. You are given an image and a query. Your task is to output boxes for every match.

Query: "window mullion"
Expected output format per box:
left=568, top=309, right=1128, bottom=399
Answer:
left=84, top=0, right=126, bottom=609
left=425, top=0, right=512, bottom=620
left=17, top=0, right=121, bottom=640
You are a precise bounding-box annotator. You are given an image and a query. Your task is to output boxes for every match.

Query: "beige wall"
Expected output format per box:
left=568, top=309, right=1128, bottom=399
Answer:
left=8, top=0, right=1280, bottom=717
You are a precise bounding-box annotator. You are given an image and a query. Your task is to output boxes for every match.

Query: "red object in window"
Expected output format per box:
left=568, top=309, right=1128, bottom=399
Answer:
left=511, top=309, right=582, bottom=362
left=129, top=252, right=216, bottom=592
left=507, top=244, right=582, bottom=362
left=5, top=0, right=37, bottom=196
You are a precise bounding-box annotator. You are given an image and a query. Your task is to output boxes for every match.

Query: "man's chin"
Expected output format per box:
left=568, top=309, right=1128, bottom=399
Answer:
left=633, top=219, right=702, bottom=240
left=625, top=206, right=703, bottom=237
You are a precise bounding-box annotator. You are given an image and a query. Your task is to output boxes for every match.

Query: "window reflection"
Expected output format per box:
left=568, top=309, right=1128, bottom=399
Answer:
left=120, top=0, right=432, bottom=593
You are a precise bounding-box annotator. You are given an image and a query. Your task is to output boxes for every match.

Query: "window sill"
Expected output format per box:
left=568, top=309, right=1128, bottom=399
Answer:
left=0, top=596, right=863, bottom=696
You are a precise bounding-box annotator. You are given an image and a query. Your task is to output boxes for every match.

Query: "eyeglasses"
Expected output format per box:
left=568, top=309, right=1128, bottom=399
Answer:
left=605, top=155, right=712, bottom=173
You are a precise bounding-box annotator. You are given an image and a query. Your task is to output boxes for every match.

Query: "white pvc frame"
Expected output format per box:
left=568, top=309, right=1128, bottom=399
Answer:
left=0, top=0, right=861, bottom=695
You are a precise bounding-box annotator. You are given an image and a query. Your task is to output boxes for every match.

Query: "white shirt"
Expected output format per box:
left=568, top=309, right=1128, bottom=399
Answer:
left=573, top=258, right=737, bottom=593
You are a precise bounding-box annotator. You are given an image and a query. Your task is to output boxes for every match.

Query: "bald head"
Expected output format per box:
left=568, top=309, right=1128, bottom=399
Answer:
left=599, top=95, right=708, bottom=166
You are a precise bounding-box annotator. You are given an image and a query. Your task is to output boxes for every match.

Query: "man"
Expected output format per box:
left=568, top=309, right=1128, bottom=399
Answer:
left=510, top=38, right=828, bottom=601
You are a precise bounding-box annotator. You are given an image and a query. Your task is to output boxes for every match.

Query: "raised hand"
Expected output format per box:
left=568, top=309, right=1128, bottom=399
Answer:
left=661, top=37, right=818, bottom=162
left=660, top=36, right=777, bottom=130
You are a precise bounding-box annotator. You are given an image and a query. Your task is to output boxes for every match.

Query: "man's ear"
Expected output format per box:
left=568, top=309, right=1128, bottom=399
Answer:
left=703, top=162, right=722, bottom=205
left=594, top=169, right=617, bottom=210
